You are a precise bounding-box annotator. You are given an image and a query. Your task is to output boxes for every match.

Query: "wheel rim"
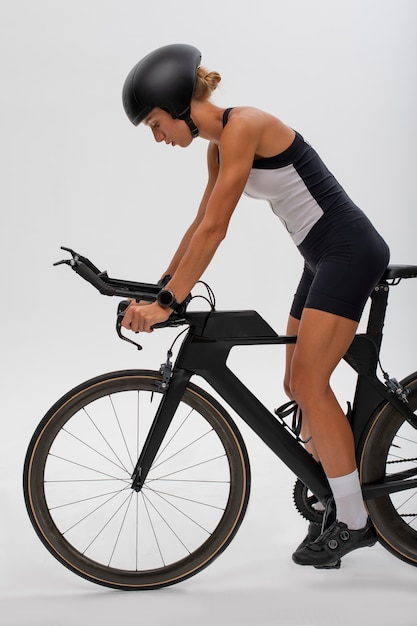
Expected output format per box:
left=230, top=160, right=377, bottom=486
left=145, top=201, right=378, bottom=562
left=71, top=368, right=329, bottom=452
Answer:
left=361, top=379, right=417, bottom=564
left=26, top=374, right=249, bottom=587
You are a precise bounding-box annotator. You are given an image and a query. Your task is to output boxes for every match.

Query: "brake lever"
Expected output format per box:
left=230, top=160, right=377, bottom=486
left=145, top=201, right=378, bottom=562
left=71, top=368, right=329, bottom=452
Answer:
left=116, top=300, right=143, bottom=350
left=115, top=301, right=188, bottom=350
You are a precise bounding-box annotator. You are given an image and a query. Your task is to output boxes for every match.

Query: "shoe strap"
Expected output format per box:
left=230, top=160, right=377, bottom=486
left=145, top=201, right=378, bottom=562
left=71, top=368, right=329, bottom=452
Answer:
left=321, top=498, right=336, bottom=534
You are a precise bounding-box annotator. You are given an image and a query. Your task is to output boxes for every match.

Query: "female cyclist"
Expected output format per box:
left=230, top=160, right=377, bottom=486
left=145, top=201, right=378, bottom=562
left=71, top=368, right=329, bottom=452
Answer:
left=121, top=44, right=390, bottom=568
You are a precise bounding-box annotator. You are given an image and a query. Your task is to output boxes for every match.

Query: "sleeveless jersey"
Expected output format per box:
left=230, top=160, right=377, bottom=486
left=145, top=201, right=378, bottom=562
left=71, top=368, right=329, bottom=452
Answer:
left=222, top=108, right=356, bottom=246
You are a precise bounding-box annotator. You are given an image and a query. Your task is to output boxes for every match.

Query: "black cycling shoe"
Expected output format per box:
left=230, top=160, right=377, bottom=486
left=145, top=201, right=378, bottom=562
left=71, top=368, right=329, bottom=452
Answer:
left=292, top=518, right=377, bottom=568
left=296, top=525, right=341, bottom=569
left=296, top=522, right=322, bottom=552
left=295, top=500, right=340, bottom=569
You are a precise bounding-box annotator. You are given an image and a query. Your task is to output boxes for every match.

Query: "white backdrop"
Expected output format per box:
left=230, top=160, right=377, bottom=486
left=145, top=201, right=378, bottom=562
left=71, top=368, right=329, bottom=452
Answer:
left=1, top=1, right=416, bottom=625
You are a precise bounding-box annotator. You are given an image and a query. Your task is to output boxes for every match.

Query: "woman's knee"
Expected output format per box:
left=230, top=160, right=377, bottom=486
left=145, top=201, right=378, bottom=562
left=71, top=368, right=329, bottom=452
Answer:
left=288, top=365, right=324, bottom=408
left=288, top=372, right=304, bottom=405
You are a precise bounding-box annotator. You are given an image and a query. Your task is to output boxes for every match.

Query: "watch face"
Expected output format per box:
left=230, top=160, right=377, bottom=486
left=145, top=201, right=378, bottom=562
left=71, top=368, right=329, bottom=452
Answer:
left=158, top=289, right=175, bottom=307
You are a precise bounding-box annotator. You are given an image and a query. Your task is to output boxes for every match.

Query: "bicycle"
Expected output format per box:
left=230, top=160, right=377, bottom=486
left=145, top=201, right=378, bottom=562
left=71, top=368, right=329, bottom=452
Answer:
left=24, top=247, right=417, bottom=590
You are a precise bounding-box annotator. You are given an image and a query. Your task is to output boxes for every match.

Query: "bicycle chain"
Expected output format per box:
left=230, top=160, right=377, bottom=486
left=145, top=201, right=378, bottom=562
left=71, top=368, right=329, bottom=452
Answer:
left=386, top=457, right=417, bottom=517
left=294, top=457, right=417, bottom=520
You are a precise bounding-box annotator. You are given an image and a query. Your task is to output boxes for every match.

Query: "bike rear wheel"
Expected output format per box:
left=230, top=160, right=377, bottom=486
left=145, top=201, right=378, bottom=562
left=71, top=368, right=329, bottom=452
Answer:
left=24, top=370, right=250, bottom=590
left=360, top=372, right=417, bottom=566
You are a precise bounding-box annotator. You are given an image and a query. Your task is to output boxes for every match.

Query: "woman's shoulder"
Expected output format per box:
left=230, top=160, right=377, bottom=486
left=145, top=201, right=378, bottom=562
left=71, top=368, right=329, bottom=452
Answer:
left=222, top=107, right=295, bottom=159
left=224, top=106, right=275, bottom=123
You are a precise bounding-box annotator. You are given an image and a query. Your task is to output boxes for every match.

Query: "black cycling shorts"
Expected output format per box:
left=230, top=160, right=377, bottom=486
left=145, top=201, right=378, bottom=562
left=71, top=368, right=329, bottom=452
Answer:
left=290, top=208, right=390, bottom=322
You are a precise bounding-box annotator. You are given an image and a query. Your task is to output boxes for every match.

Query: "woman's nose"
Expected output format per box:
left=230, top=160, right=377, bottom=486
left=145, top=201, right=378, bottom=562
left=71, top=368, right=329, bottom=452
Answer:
left=152, top=128, right=164, bottom=143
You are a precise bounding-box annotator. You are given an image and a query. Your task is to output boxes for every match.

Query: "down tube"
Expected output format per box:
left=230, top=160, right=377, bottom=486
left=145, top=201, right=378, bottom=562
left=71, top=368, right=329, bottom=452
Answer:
left=203, top=365, right=330, bottom=502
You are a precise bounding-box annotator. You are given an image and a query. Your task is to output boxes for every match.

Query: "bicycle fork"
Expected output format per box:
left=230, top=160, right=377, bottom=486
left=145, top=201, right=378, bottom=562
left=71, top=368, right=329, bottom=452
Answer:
left=130, top=368, right=192, bottom=491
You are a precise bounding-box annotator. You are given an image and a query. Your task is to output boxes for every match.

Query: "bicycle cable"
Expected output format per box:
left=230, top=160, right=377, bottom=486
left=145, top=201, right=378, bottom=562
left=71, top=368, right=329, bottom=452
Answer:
left=168, top=281, right=216, bottom=357
left=188, top=280, right=216, bottom=310
left=377, top=356, right=411, bottom=403
left=159, top=281, right=216, bottom=390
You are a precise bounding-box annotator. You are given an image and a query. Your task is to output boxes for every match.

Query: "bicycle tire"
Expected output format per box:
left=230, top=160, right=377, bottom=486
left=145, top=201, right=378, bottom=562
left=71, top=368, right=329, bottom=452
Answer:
left=24, top=370, right=251, bottom=590
left=360, top=371, right=417, bottom=566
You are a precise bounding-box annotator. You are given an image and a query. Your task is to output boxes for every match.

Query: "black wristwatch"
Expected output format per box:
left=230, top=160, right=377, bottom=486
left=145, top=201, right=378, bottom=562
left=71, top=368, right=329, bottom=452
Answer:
left=157, top=289, right=178, bottom=311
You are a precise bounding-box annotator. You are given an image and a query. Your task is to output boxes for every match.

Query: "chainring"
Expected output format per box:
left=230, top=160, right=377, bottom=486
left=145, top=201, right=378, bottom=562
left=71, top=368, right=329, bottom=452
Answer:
left=293, top=478, right=324, bottom=524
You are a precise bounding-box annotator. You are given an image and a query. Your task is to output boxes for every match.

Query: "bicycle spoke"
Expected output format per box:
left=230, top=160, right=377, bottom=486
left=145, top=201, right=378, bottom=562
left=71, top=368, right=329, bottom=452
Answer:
left=151, top=427, right=215, bottom=472
left=141, top=493, right=165, bottom=567
left=26, top=375, right=249, bottom=586
left=49, top=488, right=129, bottom=511
left=386, top=422, right=417, bottom=529
left=109, top=395, right=135, bottom=470
left=83, top=407, right=131, bottom=474
left=144, top=487, right=226, bottom=511
left=144, top=488, right=215, bottom=534
left=47, top=453, right=131, bottom=483
left=153, top=407, right=193, bottom=465
left=60, top=426, right=129, bottom=474
left=82, top=491, right=134, bottom=557
left=46, top=399, right=230, bottom=569
left=136, top=391, right=140, bottom=467
left=107, top=494, right=135, bottom=567
left=148, top=454, right=228, bottom=483
left=141, top=491, right=192, bottom=558
left=62, top=485, right=132, bottom=536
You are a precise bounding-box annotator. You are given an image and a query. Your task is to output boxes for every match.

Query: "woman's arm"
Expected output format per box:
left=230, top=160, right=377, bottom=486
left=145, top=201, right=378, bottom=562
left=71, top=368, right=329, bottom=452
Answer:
left=161, top=141, right=220, bottom=279
left=163, top=118, right=259, bottom=302
left=123, top=117, right=259, bottom=332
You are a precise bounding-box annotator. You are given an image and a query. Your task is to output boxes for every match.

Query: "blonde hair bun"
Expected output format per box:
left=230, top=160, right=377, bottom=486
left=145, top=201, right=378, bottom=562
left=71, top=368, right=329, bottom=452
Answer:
left=193, top=67, right=221, bottom=101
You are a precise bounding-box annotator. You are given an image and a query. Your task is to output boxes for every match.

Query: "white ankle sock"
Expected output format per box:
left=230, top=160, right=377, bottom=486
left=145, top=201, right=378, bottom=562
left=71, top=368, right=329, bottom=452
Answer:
left=328, top=469, right=368, bottom=530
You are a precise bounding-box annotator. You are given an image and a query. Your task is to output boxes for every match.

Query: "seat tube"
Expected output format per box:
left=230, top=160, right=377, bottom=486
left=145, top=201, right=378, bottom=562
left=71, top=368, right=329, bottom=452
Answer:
left=366, top=282, right=389, bottom=344
left=130, top=368, right=192, bottom=491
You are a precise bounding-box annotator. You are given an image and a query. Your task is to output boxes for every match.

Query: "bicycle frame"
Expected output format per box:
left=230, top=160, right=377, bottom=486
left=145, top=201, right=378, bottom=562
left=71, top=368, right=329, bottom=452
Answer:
left=131, top=281, right=417, bottom=505
left=138, top=312, right=329, bottom=500
left=23, top=251, right=417, bottom=590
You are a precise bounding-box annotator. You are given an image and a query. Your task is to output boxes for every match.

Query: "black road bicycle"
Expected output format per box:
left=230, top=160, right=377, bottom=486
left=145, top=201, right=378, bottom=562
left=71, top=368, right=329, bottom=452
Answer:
left=24, top=248, right=417, bottom=590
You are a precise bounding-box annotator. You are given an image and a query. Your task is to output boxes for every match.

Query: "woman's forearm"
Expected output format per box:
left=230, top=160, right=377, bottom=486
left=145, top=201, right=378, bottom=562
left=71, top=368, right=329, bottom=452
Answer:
left=162, top=151, right=219, bottom=280
left=165, top=223, right=226, bottom=303
left=162, top=219, right=201, bottom=278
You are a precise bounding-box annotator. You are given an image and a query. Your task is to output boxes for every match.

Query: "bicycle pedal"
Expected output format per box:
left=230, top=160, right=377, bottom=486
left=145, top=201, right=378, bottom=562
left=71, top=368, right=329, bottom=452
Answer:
left=314, top=559, right=341, bottom=570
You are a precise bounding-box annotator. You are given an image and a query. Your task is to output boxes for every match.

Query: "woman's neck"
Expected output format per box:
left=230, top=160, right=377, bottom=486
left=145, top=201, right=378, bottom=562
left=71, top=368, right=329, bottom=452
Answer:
left=190, top=100, right=225, bottom=143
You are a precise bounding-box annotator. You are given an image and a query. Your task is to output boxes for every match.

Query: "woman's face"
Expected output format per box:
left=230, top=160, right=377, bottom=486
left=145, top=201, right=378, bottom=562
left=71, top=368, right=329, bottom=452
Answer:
left=144, top=108, right=193, bottom=148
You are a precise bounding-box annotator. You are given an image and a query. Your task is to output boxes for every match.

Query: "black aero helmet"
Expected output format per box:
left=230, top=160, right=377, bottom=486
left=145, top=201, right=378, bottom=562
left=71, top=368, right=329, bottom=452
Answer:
left=122, top=44, right=202, bottom=138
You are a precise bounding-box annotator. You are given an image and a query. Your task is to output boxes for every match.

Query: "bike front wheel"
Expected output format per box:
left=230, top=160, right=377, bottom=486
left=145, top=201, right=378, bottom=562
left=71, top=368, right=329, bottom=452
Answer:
left=360, top=372, right=417, bottom=567
left=24, top=370, right=251, bottom=590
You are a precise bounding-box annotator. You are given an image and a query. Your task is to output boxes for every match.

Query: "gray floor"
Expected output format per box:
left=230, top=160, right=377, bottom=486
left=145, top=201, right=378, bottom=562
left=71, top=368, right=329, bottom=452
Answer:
left=2, top=553, right=416, bottom=626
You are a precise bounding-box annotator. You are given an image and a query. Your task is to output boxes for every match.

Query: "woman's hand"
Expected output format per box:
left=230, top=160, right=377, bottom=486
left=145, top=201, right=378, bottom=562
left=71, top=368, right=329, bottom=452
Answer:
left=121, top=301, right=171, bottom=333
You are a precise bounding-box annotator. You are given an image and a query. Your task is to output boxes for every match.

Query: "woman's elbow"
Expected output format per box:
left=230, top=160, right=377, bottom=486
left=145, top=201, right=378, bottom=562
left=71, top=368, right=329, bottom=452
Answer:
left=201, top=223, right=228, bottom=246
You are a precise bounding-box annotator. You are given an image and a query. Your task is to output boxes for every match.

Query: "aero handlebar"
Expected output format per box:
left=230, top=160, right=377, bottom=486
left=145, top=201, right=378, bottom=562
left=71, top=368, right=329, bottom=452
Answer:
left=54, top=246, right=163, bottom=301
left=54, top=247, right=190, bottom=349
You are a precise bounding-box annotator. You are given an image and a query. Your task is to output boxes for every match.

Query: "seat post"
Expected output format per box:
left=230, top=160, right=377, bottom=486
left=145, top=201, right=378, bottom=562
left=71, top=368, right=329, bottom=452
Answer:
left=365, top=281, right=389, bottom=351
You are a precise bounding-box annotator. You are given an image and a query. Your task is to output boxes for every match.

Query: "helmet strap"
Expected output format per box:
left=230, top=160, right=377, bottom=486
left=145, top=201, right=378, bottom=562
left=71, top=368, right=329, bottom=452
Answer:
left=183, top=115, right=199, bottom=138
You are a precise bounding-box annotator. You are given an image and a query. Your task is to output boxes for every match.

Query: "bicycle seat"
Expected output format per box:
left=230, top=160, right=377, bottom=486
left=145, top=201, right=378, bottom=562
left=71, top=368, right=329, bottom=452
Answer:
left=382, top=264, right=417, bottom=281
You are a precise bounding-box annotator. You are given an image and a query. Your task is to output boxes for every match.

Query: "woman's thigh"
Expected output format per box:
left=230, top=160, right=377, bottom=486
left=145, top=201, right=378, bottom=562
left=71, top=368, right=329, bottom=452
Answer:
left=289, top=308, right=358, bottom=402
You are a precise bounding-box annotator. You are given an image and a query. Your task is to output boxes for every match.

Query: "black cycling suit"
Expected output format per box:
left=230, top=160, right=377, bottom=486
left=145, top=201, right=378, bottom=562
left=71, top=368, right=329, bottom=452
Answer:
left=222, top=108, right=390, bottom=322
